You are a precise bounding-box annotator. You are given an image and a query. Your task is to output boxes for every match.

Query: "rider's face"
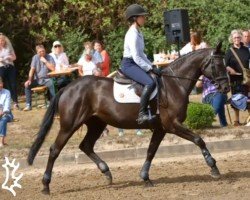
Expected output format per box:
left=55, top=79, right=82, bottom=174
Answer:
left=137, top=15, right=146, bottom=26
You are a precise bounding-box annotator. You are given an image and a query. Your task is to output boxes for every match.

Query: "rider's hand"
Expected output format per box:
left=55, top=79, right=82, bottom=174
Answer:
left=151, top=65, right=162, bottom=76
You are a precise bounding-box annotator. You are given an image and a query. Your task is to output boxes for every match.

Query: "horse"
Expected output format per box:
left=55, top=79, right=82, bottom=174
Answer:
left=27, top=42, right=229, bottom=194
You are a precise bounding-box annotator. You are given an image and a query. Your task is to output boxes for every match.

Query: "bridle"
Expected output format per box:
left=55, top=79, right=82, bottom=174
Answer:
left=161, top=51, right=228, bottom=85
left=201, top=52, right=228, bottom=83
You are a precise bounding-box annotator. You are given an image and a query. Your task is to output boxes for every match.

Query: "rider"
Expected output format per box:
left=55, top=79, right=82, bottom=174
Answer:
left=120, top=4, right=161, bottom=124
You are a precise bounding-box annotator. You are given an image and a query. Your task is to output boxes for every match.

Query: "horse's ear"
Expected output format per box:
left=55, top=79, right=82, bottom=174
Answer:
left=215, top=40, right=223, bottom=53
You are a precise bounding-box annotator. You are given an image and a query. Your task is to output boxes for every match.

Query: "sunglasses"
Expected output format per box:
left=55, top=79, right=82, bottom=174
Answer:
left=54, top=45, right=61, bottom=48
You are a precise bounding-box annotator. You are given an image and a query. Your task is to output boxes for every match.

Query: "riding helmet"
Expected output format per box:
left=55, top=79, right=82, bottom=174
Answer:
left=125, top=4, right=148, bottom=20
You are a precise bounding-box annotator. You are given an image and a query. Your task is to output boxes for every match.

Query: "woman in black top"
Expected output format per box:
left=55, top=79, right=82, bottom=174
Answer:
left=225, top=29, right=250, bottom=126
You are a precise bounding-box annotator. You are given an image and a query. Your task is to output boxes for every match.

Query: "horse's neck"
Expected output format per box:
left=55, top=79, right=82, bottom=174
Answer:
left=164, top=52, right=206, bottom=96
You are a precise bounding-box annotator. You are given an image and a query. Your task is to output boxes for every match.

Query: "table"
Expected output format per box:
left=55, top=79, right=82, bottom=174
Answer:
left=47, top=67, right=78, bottom=92
left=153, top=60, right=174, bottom=67
left=48, top=67, right=78, bottom=78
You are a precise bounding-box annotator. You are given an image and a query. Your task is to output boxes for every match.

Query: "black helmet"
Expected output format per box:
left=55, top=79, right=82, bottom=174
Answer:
left=125, top=4, right=148, bottom=20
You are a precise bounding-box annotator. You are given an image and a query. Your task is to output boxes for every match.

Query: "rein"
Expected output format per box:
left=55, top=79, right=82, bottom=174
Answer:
left=160, top=52, right=227, bottom=83
left=161, top=73, right=202, bottom=82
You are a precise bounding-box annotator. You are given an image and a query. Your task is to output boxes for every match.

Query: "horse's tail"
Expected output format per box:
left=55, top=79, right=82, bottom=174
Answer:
left=27, top=88, right=64, bottom=165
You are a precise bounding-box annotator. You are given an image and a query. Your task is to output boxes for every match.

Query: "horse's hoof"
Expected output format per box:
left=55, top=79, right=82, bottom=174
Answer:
left=104, top=171, right=113, bottom=185
left=145, top=179, right=154, bottom=187
left=211, top=166, right=221, bottom=179
left=41, top=188, right=50, bottom=195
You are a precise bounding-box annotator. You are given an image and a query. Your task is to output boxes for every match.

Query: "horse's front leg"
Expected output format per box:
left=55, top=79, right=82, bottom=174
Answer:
left=173, top=120, right=221, bottom=179
left=140, top=128, right=166, bottom=186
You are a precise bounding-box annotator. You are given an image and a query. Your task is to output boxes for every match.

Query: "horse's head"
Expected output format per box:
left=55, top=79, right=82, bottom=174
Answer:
left=201, top=41, right=230, bottom=93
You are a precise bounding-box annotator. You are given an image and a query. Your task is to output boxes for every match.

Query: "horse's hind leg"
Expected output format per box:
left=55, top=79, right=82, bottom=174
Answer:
left=42, top=129, right=74, bottom=194
left=173, top=121, right=221, bottom=179
left=79, top=117, right=112, bottom=184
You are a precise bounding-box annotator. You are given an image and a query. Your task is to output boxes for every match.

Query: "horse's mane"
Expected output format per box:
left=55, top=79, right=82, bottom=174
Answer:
left=162, top=48, right=213, bottom=73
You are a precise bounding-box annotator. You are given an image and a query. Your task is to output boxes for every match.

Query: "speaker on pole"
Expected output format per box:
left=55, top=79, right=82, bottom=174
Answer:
left=163, top=9, right=190, bottom=44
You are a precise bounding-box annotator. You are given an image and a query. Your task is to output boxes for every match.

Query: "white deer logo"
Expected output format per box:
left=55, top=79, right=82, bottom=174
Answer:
left=2, top=157, right=23, bottom=196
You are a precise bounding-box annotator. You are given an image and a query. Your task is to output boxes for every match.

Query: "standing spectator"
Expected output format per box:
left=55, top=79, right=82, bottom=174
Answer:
left=50, top=41, right=71, bottom=89
left=93, top=40, right=111, bottom=136
left=93, top=40, right=111, bottom=76
left=0, top=77, right=13, bottom=147
left=196, top=75, right=228, bottom=127
left=180, top=31, right=208, bottom=94
left=0, top=33, right=19, bottom=110
left=242, top=30, right=250, bottom=51
left=23, top=45, right=55, bottom=111
left=225, top=29, right=250, bottom=126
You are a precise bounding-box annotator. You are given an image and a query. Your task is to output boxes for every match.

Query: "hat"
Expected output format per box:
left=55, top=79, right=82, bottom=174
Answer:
left=125, top=4, right=148, bottom=20
left=53, top=41, right=62, bottom=47
left=0, top=77, right=3, bottom=84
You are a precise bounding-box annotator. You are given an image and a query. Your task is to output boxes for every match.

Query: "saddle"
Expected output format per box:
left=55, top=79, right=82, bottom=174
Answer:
left=114, top=69, right=144, bottom=97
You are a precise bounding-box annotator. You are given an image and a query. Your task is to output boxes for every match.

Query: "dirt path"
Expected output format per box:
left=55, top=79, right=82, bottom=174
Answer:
left=1, top=150, right=250, bottom=200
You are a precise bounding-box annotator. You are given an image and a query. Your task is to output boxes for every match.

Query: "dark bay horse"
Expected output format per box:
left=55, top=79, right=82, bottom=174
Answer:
left=28, top=42, right=229, bottom=194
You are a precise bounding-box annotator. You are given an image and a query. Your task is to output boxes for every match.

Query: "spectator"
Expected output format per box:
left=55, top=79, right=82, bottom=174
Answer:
left=93, top=40, right=111, bottom=135
left=180, top=31, right=208, bottom=56
left=23, top=45, right=56, bottom=111
left=79, top=41, right=103, bottom=69
left=180, top=31, right=208, bottom=94
left=78, top=52, right=100, bottom=76
left=93, top=40, right=111, bottom=76
left=242, top=30, right=250, bottom=51
left=0, top=33, right=19, bottom=110
left=225, top=29, right=250, bottom=126
left=50, top=41, right=69, bottom=71
left=50, top=41, right=71, bottom=89
left=0, top=77, right=13, bottom=147
left=118, top=128, right=143, bottom=136
left=196, top=75, right=228, bottom=127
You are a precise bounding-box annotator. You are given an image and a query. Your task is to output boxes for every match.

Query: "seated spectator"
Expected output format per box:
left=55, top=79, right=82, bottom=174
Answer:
left=78, top=41, right=103, bottom=70
left=23, top=45, right=55, bottom=111
left=0, top=77, right=13, bottom=147
left=196, top=75, right=228, bottom=127
left=180, top=31, right=208, bottom=56
left=78, top=52, right=100, bottom=76
left=225, top=29, right=250, bottom=126
left=94, top=40, right=111, bottom=76
left=50, top=41, right=71, bottom=89
left=0, top=33, right=19, bottom=109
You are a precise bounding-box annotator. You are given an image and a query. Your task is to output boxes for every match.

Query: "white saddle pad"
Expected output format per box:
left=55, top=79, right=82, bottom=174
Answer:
left=113, top=82, right=157, bottom=103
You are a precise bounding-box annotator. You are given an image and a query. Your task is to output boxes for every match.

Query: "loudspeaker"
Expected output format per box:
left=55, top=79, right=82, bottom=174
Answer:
left=163, top=9, right=190, bottom=44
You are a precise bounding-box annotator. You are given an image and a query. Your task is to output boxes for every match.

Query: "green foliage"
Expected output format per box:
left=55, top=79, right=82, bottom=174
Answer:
left=0, top=0, right=249, bottom=89
left=60, top=27, right=89, bottom=63
left=185, top=102, right=215, bottom=129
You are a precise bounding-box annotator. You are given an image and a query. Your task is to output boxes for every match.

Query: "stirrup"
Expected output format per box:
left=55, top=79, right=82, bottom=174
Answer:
left=137, top=113, right=156, bottom=124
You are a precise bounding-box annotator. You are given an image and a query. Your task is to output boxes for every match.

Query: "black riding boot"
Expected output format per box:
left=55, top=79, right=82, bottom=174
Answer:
left=137, top=84, right=156, bottom=124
